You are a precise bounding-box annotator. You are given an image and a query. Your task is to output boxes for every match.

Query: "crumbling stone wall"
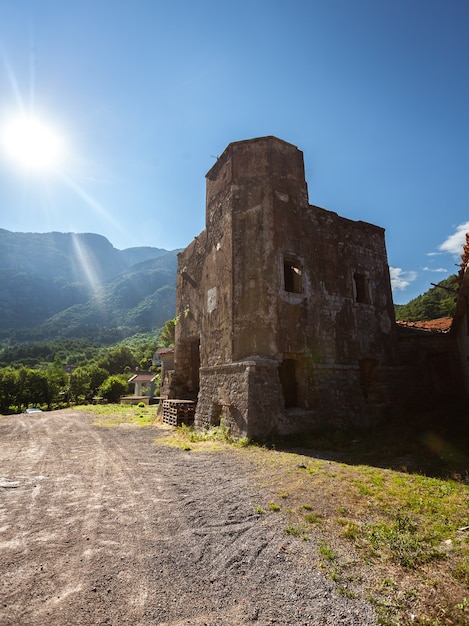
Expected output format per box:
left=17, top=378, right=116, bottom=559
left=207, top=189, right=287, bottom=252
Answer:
left=396, top=321, right=464, bottom=412
left=195, top=360, right=284, bottom=439
left=453, top=263, right=469, bottom=400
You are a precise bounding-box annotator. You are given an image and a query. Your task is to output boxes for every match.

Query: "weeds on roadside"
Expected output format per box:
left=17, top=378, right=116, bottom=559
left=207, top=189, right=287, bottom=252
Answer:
left=367, top=514, right=434, bottom=568
left=304, top=511, right=323, bottom=525
left=174, top=422, right=251, bottom=446
left=80, top=403, right=156, bottom=427
left=456, top=597, right=469, bottom=612
left=318, top=542, right=338, bottom=562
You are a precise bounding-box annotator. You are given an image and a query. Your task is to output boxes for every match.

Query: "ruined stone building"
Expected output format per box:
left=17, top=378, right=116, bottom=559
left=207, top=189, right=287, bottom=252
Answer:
left=166, top=136, right=466, bottom=438
left=162, top=137, right=469, bottom=437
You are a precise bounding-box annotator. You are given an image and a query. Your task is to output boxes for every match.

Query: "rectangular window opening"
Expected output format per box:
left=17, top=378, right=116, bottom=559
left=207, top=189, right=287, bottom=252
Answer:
left=354, top=272, right=371, bottom=304
left=210, top=403, right=223, bottom=427
left=284, top=259, right=303, bottom=293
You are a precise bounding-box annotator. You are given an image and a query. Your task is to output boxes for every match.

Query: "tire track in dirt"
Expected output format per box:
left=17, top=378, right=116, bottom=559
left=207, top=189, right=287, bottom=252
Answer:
left=84, top=425, right=166, bottom=620
left=0, top=410, right=378, bottom=626
left=142, top=451, right=377, bottom=625
left=0, top=412, right=110, bottom=624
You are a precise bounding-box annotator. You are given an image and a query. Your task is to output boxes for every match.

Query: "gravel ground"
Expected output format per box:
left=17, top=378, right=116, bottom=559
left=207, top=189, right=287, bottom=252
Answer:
left=0, top=409, right=378, bottom=625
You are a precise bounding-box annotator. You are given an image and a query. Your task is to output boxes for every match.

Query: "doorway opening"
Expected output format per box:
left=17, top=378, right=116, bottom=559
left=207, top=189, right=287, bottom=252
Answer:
left=279, top=358, right=298, bottom=408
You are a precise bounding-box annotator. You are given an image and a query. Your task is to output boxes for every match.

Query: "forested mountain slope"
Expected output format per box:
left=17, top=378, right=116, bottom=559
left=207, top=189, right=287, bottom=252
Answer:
left=394, top=275, right=458, bottom=322
left=0, top=229, right=178, bottom=343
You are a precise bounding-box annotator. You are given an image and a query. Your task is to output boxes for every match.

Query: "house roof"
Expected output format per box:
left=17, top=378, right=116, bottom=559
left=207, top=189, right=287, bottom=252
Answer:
left=128, top=372, right=157, bottom=383
left=396, top=317, right=453, bottom=333
left=155, top=347, right=174, bottom=356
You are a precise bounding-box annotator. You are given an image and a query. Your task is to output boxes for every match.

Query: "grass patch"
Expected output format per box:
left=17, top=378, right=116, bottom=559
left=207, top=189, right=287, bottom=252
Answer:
left=77, top=403, right=156, bottom=427
left=366, top=512, right=439, bottom=568
left=248, top=428, right=469, bottom=626
left=304, top=511, right=323, bottom=525
left=158, top=422, right=252, bottom=451
left=318, top=542, right=338, bottom=562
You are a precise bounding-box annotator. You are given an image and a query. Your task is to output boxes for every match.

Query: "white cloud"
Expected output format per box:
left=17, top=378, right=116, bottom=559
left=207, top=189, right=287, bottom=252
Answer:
left=389, top=267, right=417, bottom=291
left=422, top=267, right=448, bottom=273
left=438, top=222, right=469, bottom=256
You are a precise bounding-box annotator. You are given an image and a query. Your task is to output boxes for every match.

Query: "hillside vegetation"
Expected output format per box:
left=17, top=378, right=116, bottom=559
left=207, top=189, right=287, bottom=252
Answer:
left=0, top=229, right=178, bottom=346
left=394, top=275, right=458, bottom=321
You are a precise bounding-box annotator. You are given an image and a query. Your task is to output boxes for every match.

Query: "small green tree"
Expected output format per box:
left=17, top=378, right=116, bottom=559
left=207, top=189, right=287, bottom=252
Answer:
left=99, top=375, right=128, bottom=403
left=24, top=369, right=49, bottom=408
left=88, top=366, right=109, bottom=397
left=139, top=357, right=152, bottom=370
left=44, top=360, right=69, bottom=409
left=159, top=318, right=176, bottom=347
left=14, top=367, right=29, bottom=413
left=69, top=366, right=92, bottom=403
left=0, top=367, right=18, bottom=414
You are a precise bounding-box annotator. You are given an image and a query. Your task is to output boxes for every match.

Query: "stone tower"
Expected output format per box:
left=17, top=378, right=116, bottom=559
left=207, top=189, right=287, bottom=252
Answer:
left=169, top=136, right=399, bottom=438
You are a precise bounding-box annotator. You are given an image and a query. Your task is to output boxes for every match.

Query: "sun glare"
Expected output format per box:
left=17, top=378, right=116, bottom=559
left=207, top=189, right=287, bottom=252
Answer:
left=1, top=115, right=64, bottom=172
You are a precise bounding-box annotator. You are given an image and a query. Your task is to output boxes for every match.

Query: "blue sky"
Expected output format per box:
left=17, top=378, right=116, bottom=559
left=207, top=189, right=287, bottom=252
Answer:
left=0, top=1, right=468, bottom=304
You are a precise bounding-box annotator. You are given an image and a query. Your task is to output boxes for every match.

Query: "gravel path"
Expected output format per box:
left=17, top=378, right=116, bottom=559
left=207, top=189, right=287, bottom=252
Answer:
left=0, top=410, right=377, bottom=625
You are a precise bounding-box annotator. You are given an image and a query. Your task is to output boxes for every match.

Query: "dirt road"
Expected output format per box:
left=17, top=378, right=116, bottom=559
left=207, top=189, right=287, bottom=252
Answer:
left=0, top=410, right=377, bottom=625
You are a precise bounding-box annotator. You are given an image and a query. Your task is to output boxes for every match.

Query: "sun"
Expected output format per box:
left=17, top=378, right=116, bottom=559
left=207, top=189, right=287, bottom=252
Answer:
left=1, top=114, right=65, bottom=173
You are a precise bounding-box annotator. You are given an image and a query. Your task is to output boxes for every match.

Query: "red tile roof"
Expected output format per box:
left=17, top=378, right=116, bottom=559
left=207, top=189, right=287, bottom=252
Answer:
left=395, top=317, right=453, bottom=333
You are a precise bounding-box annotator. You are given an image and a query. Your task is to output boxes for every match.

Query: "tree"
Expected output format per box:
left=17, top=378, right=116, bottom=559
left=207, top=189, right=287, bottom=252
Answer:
left=99, top=375, right=128, bottom=403
left=69, top=366, right=92, bottom=403
left=159, top=318, right=176, bottom=347
left=88, top=366, right=109, bottom=398
left=24, top=369, right=49, bottom=408
left=139, top=357, right=152, bottom=370
left=14, top=367, right=29, bottom=413
left=44, top=360, right=69, bottom=409
left=0, top=367, right=17, bottom=413
left=97, top=346, right=138, bottom=375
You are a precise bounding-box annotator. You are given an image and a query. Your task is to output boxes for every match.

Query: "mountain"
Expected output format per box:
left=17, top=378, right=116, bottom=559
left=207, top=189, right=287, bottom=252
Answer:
left=0, top=229, right=178, bottom=342
left=394, top=275, right=458, bottom=322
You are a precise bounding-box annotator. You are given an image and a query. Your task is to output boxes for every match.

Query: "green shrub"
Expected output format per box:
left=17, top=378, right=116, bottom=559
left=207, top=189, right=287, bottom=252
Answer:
left=99, top=375, right=128, bottom=403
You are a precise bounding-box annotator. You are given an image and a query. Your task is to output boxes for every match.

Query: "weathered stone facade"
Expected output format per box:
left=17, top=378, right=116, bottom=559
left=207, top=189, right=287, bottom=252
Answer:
left=452, top=264, right=469, bottom=399
left=168, top=136, right=404, bottom=438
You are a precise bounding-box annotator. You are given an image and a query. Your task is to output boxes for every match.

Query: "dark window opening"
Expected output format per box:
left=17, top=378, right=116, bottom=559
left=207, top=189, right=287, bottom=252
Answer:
left=359, top=358, right=379, bottom=400
left=279, top=359, right=298, bottom=408
left=354, top=273, right=371, bottom=304
left=210, top=403, right=223, bottom=426
left=284, top=259, right=303, bottom=293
